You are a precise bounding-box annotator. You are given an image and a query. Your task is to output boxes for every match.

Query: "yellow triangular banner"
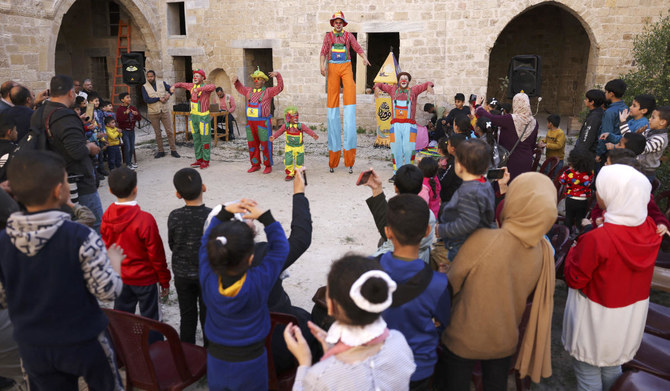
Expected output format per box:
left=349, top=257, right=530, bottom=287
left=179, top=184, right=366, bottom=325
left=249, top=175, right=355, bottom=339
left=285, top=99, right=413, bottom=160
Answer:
left=373, top=52, right=399, bottom=85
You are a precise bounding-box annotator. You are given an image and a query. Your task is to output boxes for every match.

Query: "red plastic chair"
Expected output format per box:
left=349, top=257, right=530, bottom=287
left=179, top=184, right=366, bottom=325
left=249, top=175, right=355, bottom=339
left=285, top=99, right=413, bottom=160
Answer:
left=553, top=166, right=569, bottom=203
left=266, top=312, right=299, bottom=391
left=554, top=238, right=574, bottom=281
left=611, top=370, right=670, bottom=390
left=645, top=302, right=670, bottom=340
left=538, top=157, right=560, bottom=178
left=531, top=146, right=544, bottom=172
left=103, top=309, right=207, bottom=391
left=623, top=333, right=670, bottom=381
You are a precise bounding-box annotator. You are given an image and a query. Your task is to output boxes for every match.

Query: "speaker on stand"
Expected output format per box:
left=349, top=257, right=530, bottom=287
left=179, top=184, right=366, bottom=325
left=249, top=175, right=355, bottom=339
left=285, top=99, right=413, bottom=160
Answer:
left=121, top=52, right=146, bottom=85
left=507, top=55, right=541, bottom=98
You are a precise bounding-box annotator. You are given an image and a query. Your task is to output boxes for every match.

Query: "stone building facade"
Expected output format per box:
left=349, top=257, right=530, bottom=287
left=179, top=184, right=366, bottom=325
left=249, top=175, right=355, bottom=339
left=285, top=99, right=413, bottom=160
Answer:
left=0, top=0, right=667, bottom=129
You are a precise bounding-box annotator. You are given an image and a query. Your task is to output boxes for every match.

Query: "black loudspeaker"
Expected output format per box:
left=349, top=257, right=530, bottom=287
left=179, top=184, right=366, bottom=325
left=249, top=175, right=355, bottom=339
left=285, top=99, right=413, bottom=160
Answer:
left=121, top=53, right=145, bottom=85
left=507, top=55, right=541, bottom=98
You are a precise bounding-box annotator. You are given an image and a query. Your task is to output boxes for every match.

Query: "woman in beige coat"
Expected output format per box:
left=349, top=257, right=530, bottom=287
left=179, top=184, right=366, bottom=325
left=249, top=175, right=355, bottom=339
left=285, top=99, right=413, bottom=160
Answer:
left=440, top=172, right=557, bottom=390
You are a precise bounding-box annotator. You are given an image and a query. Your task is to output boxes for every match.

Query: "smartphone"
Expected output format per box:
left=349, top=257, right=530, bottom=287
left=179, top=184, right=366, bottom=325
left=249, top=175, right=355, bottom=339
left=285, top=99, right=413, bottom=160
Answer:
left=486, top=168, right=505, bottom=180
left=302, top=170, right=308, bottom=186
left=469, top=94, right=477, bottom=104
left=357, top=170, right=373, bottom=186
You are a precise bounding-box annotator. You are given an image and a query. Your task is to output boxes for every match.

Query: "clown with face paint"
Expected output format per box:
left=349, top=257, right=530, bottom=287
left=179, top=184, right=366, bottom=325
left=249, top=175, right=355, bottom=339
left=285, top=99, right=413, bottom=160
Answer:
left=171, top=69, right=217, bottom=169
left=320, top=11, right=371, bottom=173
left=233, top=68, right=284, bottom=174
left=270, top=106, right=319, bottom=181
left=374, top=72, right=434, bottom=181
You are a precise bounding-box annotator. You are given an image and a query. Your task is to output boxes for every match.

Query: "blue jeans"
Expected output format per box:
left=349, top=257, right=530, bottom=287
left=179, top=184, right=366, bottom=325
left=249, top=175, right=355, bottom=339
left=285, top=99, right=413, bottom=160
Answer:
left=572, top=358, right=621, bottom=391
left=78, top=191, right=103, bottom=233
left=121, top=130, right=135, bottom=165
left=107, top=146, right=121, bottom=170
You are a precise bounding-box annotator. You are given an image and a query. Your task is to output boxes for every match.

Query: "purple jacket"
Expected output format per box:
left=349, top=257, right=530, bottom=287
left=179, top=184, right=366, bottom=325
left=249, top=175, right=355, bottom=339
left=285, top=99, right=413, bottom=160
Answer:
left=476, top=107, right=538, bottom=181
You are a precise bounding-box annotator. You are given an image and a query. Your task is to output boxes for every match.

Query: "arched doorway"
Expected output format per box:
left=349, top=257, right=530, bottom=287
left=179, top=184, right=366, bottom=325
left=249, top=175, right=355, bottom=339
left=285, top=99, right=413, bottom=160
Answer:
left=53, top=0, right=155, bottom=107
left=486, top=4, right=592, bottom=116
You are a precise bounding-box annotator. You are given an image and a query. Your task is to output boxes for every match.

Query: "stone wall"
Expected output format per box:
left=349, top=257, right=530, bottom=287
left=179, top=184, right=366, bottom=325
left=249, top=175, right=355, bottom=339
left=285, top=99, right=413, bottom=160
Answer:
left=0, top=0, right=668, bottom=129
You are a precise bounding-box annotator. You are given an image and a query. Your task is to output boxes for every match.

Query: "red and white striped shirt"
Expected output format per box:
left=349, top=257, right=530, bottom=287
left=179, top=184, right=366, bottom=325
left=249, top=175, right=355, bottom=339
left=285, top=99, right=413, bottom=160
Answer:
left=234, top=73, right=284, bottom=119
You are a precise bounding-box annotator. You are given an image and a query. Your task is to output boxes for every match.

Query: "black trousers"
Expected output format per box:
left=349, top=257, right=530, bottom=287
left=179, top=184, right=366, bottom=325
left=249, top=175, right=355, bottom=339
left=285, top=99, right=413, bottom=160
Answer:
left=565, top=197, right=589, bottom=230
left=434, top=347, right=511, bottom=391
left=174, top=276, right=207, bottom=345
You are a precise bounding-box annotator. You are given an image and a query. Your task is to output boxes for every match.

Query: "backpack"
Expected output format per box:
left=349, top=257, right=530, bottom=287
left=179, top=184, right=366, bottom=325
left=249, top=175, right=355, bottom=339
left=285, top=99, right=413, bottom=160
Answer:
left=14, top=106, right=65, bottom=153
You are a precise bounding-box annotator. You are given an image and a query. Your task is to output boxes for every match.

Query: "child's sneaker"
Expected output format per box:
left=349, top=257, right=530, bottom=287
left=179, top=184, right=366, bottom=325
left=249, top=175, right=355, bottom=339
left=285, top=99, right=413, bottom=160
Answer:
left=263, top=166, right=272, bottom=174
left=200, top=161, right=209, bottom=169
left=284, top=175, right=293, bottom=181
left=190, top=159, right=202, bottom=167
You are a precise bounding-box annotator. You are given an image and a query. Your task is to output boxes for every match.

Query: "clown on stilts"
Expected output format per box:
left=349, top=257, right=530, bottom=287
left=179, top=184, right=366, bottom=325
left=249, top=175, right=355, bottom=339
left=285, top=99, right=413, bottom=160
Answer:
left=374, top=72, right=434, bottom=182
left=270, top=106, right=319, bottom=181
left=171, top=69, right=216, bottom=169
left=233, top=67, right=284, bottom=174
left=320, top=11, right=371, bottom=173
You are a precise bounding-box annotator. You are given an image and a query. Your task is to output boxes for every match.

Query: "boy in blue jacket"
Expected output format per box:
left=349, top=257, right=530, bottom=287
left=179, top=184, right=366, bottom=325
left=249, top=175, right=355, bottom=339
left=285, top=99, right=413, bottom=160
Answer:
left=379, top=194, right=451, bottom=390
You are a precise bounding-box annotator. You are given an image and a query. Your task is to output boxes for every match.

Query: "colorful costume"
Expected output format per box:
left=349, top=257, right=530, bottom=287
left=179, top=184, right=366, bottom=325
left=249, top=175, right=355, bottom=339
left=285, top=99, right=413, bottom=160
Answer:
left=374, top=76, right=433, bottom=172
left=173, top=70, right=216, bottom=165
left=271, top=107, right=318, bottom=178
left=234, top=69, right=284, bottom=171
left=320, top=11, right=366, bottom=169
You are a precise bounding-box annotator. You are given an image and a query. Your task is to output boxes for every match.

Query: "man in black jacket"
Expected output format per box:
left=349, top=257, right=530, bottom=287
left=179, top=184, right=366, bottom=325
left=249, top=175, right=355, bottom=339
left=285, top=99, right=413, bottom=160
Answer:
left=575, top=89, right=606, bottom=154
left=30, top=75, right=103, bottom=231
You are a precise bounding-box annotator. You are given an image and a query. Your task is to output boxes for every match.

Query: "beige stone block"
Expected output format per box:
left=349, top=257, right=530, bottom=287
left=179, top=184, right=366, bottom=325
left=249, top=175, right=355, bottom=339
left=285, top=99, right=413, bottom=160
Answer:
left=10, top=54, right=22, bottom=65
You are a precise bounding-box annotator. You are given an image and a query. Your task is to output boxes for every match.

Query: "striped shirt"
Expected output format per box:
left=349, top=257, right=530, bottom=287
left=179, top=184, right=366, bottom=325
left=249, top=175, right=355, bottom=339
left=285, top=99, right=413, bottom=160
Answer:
left=234, top=73, right=284, bottom=119
left=319, top=31, right=364, bottom=60
left=218, top=95, right=236, bottom=112
left=621, top=122, right=668, bottom=173
left=438, top=178, right=496, bottom=241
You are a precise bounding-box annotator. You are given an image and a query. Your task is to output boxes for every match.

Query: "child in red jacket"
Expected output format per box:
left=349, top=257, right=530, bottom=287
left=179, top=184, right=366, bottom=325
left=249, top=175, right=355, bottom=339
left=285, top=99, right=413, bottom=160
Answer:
left=102, top=167, right=171, bottom=321
left=562, top=164, right=662, bottom=390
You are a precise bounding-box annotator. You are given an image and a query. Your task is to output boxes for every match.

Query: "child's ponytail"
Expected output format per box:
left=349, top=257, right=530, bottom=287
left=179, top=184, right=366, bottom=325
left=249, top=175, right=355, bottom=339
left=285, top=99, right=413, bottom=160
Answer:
left=207, top=220, right=255, bottom=276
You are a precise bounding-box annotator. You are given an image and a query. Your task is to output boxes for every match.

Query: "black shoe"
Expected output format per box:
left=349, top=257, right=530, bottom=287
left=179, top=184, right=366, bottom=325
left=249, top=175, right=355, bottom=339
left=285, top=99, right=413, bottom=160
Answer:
left=389, top=175, right=396, bottom=183
left=171, top=151, right=181, bottom=158
left=348, top=167, right=353, bottom=174
left=154, top=152, right=166, bottom=159
left=329, top=168, right=334, bottom=173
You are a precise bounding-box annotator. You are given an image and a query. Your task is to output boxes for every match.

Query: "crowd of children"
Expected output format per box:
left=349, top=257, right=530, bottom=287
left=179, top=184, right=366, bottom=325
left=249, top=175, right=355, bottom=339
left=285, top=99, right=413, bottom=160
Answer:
left=0, top=72, right=668, bottom=391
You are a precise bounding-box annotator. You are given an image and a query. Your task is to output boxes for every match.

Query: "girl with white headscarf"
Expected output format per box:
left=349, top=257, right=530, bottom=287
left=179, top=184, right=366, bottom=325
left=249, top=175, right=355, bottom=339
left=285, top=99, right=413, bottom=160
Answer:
left=562, top=164, right=662, bottom=390
left=475, top=93, right=539, bottom=181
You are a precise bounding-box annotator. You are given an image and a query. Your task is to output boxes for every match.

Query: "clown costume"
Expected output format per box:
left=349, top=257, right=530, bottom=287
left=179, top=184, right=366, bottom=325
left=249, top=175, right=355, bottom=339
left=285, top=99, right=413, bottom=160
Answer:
left=233, top=67, right=284, bottom=174
left=374, top=72, right=434, bottom=181
left=172, top=69, right=216, bottom=169
left=270, top=106, right=319, bottom=181
left=320, top=11, right=371, bottom=173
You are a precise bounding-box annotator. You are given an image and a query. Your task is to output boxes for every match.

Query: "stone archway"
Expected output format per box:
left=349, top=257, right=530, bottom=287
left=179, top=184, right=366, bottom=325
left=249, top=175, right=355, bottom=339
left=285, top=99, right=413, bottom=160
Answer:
left=486, top=3, right=593, bottom=116
left=208, top=68, right=232, bottom=96
left=50, top=0, right=160, bottom=101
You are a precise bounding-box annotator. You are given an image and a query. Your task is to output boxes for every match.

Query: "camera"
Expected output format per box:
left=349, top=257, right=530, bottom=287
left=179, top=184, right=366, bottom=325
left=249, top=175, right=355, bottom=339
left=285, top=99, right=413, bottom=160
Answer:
left=469, top=94, right=477, bottom=104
